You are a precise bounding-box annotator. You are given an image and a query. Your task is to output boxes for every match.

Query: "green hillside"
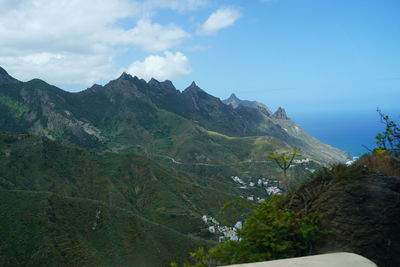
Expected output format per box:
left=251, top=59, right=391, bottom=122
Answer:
left=0, top=66, right=351, bottom=265
left=0, top=190, right=212, bottom=267
left=0, top=133, right=238, bottom=232
left=0, top=132, right=241, bottom=265
left=0, top=67, right=349, bottom=170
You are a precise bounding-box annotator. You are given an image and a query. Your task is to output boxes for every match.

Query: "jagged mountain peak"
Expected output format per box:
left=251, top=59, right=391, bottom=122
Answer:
left=108, top=72, right=149, bottom=90
left=0, top=65, right=349, bottom=166
left=183, top=81, right=203, bottom=94
left=119, top=72, right=132, bottom=80
left=117, top=72, right=141, bottom=81
left=227, top=93, right=239, bottom=101
left=272, top=107, right=289, bottom=120
left=148, top=77, right=160, bottom=85
left=224, top=93, right=241, bottom=108
left=121, top=71, right=130, bottom=77
left=0, top=66, right=20, bottom=85
left=84, top=83, right=103, bottom=92
left=148, top=78, right=177, bottom=94
left=222, top=93, right=272, bottom=115
left=230, top=93, right=238, bottom=98
left=115, top=72, right=149, bottom=85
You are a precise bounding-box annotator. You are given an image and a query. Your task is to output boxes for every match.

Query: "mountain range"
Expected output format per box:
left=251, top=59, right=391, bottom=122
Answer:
left=0, top=66, right=350, bottom=265
left=0, top=66, right=348, bottom=166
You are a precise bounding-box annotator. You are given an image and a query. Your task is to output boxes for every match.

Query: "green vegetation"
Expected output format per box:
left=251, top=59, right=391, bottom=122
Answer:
left=175, top=196, right=321, bottom=267
left=0, top=94, right=29, bottom=118
left=0, top=190, right=212, bottom=267
left=175, top=112, right=400, bottom=267
left=0, top=132, right=241, bottom=266
left=268, top=148, right=300, bottom=187
left=0, top=73, right=348, bottom=175
left=357, top=151, right=400, bottom=178
left=375, top=109, right=400, bottom=157
left=0, top=68, right=351, bottom=265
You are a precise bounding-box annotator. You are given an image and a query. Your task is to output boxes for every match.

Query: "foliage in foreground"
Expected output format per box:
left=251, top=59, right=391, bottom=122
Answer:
left=268, top=148, right=301, bottom=187
left=369, top=110, right=400, bottom=177
left=375, top=109, right=400, bottom=157
left=356, top=151, right=400, bottom=178
left=173, top=196, right=321, bottom=267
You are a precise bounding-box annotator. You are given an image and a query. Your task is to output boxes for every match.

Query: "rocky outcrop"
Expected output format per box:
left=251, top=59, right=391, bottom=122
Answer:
left=286, top=163, right=400, bottom=267
left=272, top=107, right=289, bottom=120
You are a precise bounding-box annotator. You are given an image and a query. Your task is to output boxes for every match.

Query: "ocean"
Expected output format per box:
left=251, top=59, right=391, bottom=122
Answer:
left=291, top=110, right=400, bottom=157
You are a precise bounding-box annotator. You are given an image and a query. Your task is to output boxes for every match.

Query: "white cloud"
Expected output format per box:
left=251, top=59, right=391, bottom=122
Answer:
left=105, top=18, right=189, bottom=52
left=0, top=0, right=196, bottom=88
left=0, top=0, right=191, bottom=54
left=198, top=7, right=241, bottom=36
left=0, top=53, right=117, bottom=88
left=126, top=51, right=191, bottom=81
left=0, top=0, right=136, bottom=52
left=141, top=0, right=208, bottom=13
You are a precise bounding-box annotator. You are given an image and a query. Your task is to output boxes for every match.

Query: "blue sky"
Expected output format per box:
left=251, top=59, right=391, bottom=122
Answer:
left=0, top=0, right=399, bottom=116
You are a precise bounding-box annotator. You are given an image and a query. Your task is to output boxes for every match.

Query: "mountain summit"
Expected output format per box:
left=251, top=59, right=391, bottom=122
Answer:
left=183, top=81, right=204, bottom=94
left=0, top=67, right=19, bottom=85
left=273, top=107, right=289, bottom=120
left=148, top=78, right=177, bottom=95
left=223, top=93, right=272, bottom=115
left=223, top=94, right=288, bottom=120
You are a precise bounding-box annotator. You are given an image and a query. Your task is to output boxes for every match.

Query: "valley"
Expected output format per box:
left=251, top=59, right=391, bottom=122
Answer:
left=0, top=1, right=398, bottom=265
left=0, top=66, right=350, bottom=266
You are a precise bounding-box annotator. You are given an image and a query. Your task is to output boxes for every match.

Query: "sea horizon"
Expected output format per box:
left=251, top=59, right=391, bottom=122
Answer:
left=292, top=109, right=400, bottom=157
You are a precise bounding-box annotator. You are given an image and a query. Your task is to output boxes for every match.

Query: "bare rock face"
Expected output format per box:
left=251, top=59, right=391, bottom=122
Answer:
left=286, top=164, right=400, bottom=267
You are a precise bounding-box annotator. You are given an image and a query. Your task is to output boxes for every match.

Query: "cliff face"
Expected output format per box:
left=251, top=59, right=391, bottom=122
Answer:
left=285, top=159, right=400, bottom=267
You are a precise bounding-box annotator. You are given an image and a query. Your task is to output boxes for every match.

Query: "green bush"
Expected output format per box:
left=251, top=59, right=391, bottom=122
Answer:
left=375, top=109, right=399, bottom=157
left=178, top=196, right=321, bottom=267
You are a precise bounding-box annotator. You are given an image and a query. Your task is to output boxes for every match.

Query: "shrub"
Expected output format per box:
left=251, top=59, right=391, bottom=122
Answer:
left=177, top=196, right=321, bottom=267
left=375, top=109, right=400, bottom=157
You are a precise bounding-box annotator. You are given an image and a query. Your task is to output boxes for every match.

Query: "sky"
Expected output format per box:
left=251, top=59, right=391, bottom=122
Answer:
left=0, top=0, right=399, bottom=116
